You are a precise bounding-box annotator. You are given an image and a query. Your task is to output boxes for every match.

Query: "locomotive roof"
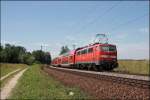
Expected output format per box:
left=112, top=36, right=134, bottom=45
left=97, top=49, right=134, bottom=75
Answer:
left=52, top=43, right=116, bottom=60
left=76, top=43, right=116, bottom=51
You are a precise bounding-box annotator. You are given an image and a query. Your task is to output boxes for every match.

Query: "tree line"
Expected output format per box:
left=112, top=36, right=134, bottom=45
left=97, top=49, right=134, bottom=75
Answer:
left=59, top=46, right=70, bottom=55
left=0, top=44, right=51, bottom=65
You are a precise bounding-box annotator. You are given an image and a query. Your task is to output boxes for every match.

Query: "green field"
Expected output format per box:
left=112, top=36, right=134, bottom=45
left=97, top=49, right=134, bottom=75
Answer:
left=115, top=60, right=149, bottom=75
left=9, top=64, right=89, bottom=99
left=0, top=63, right=28, bottom=78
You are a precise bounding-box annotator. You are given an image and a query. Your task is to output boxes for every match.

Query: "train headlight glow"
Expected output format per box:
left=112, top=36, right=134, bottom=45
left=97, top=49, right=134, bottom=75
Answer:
left=101, top=55, right=116, bottom=58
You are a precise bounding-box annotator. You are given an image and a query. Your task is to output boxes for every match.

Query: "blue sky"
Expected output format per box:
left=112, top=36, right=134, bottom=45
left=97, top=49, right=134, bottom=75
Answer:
left=1, top=1, right=149, bottom=59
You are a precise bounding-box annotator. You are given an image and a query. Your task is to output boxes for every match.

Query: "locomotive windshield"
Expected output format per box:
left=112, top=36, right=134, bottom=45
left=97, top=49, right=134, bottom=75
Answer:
left=101, top=46, right=116, bottom=52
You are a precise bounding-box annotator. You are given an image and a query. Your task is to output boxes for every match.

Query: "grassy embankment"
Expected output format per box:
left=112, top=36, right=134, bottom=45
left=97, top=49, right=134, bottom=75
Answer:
left=115, top=60, right=149, bottom=75
left=0, top=63, right=28, bottom=89
left=9, top=64, right=89, bottom=99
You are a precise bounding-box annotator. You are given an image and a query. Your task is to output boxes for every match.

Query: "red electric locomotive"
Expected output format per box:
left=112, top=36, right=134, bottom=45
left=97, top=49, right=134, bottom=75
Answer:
left=52, top=34, right=118, bottom=71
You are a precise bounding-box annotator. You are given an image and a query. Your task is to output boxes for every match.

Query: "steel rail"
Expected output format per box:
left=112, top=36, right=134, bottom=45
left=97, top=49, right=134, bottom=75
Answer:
left=47, top=66, right=150, bottom=89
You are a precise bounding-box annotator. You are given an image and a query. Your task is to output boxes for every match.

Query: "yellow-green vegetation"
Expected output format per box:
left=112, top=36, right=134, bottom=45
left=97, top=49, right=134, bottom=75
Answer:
left=0, top=63, right=28, bottom=89
left=115, top=60, right=149, bottom=75
left=9, top=64, right=89, bottom=99
left=0, top=63, right=27, bottom=78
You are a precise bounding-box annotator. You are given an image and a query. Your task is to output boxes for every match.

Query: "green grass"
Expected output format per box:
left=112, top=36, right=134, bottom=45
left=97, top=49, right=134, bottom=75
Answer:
left=9, top=64, right=90, bottom=99
left=0, top=63, right=28, bottom=78
left=114, top=60, right=149, bottom=75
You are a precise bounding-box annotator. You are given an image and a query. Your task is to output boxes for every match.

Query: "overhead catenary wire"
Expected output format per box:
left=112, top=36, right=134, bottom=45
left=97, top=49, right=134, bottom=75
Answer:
left=65, top=1, right=121, bottom=48
left=65, top=4, right=100, bottom=48
left=109, top=13, right=148, bottom=32
left=68, top=4, right=100, bottom=35
left=74, top=1, right=122, bottom=34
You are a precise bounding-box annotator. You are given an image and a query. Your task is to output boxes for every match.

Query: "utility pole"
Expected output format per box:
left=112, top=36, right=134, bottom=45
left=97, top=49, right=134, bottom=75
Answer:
left=72, top=44, right=76, bottom=50
left=41, top=45, right=43, bottom=51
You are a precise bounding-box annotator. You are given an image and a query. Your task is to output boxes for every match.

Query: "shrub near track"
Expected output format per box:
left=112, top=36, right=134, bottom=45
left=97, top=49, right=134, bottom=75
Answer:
left=9, top=64, right=89, bottom=99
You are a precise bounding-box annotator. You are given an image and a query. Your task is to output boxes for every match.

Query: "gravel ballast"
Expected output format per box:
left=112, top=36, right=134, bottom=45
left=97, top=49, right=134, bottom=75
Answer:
left=44, top=67, right=150, bottom=99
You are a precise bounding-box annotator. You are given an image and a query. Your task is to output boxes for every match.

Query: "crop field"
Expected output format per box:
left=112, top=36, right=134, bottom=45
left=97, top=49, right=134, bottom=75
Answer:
left=115, top=60, right=149, bottom=75
left=9, top=64, right=89, bottom=99
left=0, top=63, right=27, bottom=78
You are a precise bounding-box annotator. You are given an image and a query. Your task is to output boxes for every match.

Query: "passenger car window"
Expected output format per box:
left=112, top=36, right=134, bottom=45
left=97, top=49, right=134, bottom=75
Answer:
left=81, top=49, right=87, bottom=54
left=77, top=51, right=80, bottom=55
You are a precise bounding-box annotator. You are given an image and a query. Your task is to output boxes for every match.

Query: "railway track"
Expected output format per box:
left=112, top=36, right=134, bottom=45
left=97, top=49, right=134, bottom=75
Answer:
left=48, top=66, right=150, bottom=89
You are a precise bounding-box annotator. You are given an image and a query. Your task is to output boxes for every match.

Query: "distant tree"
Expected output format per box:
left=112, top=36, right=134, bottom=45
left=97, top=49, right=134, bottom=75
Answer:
left=23, top=52, right=35, bottom=65
left=0, top=44, right=5, bottom=62
left=59, top=45, right=70, bottom=55
left=44, top=52, right=51, bottom=64
left=32, top=50, right=43, bottom=63
left=0, top=44, right=3, bottom=51
left=0, top=43, right=51, bottom=65
left=32, top=50, right=51, bottom=64
left=0, top=44, right=26, bottom=63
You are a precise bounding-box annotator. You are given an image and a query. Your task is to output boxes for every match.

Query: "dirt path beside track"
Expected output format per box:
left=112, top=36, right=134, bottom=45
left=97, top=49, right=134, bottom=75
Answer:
left=0, top=68, right=28, bottom=99
left=0, top=68, right=21, bottom=81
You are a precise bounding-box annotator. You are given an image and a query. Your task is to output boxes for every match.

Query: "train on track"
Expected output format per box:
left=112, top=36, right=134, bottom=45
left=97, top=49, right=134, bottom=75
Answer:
left=52, top=34, right=118, bottom=71
left=52, top=43, right=118, bottom=71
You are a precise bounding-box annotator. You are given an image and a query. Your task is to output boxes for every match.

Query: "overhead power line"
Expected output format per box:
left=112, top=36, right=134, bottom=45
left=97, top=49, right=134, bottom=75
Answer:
left=69, top=4, right=100, bottom=35
left=109, top=13, right=148, bottom=32
left=74, top=1, right=121, bottom=34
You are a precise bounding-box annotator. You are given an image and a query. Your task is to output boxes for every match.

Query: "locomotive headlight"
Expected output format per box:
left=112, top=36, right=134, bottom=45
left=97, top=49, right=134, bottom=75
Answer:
left=101, top=55, right=109, bottom=58
left=101, top=55, right=116, bottom=58
left=111, top=56, right=117, bottom=58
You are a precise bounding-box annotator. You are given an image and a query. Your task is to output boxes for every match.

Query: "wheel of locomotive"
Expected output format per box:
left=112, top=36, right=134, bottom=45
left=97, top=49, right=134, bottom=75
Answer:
left=82, top=64, right=87, bottom=70
left=77, top=64, right=80, bottom=69
left=84, top=64, right=88, bottom=70
left=92, top=64, right=98, bottom=71
left=107, top=66, right=114, bottom=71
left=80, top=64, right=85, bottom=70
left=87, top=64, right=91, bottom=70
left=103, top=64, right=113, bottom=71
left=93, top=64, right=103, bottom=71
left=78, top=64, right=82, bottom=69
left=79, top=64, right=83, bottom=69
left=74, top=64, right=78, bottom=69
left=97, top=65, right=103, bottom=71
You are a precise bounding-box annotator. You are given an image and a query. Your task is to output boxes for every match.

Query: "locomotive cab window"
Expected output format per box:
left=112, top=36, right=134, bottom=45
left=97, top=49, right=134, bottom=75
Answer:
left=101, top=46, right=116, bottom=52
